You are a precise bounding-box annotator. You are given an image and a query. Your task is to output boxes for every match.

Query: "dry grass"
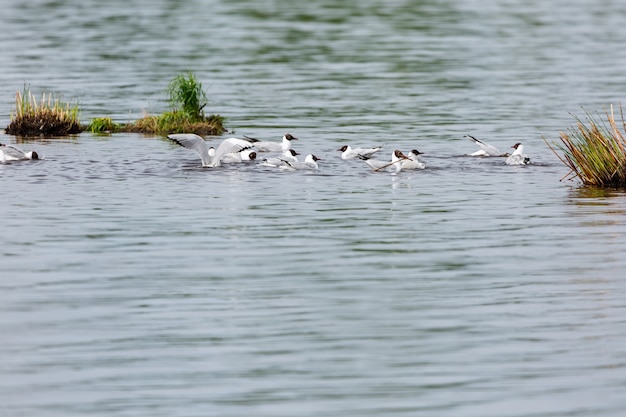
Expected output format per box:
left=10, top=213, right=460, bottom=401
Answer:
left=544, top=105, right=626, bottom=187
left=5, top=88, right=81, bottom=136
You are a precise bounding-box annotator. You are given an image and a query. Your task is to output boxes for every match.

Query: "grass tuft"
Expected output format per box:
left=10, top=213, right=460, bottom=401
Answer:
left=167, top=71, right=208, bottom=121
left=88, top=117, right=121, bottom=134
left=543, top=104, right=626, bottom=187
left=5, top=86, right=81, bottom=136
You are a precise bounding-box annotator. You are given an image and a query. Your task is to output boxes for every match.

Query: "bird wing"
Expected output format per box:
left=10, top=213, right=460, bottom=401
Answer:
left=212, top=138, right=255, bottom=167
left=252, top=141, right=282, bottom=152
left=465, top=135, right=501, bottom=156
left=357, top=146, right=383, bottom=158
left=3, top=144, right=28, bottom=160
left=362, top=158, right=387, bottom=170
left=167, top=134, right=212, bottom=166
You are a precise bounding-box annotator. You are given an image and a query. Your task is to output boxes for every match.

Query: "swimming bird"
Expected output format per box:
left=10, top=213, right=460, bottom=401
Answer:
left=401, top=149, right=426, bottom=170
left=464, top=135, right=509, bottom=157
left=0, top=143, right=40, bottom=162
left=220, top=148, right=257, bottom=163
left=280, top=154, right=321, bottom=170
left=337, top=144, right=383, bottom=160
left=359, top=150, right=409, bottom=173
left=244, top=133, right=298, bottom=152
left=260, top=149, right=300, bottom=167
left=505, top=143, right=531, bottom=165
left=167, top=134, right=254, bottom=167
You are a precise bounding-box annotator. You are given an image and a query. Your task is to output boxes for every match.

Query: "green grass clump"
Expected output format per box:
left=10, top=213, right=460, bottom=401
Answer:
left=88, top=117, right=121, bottom=133
left=544, top=105, right=626, bottom=187
left=5, top=87, right=81, bottom=136
left=167, top=71, right=208, bottom=121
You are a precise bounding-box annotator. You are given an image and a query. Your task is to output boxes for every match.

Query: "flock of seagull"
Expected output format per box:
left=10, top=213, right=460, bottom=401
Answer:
left=0, top=133, right=531, bottom=171
left=163, top=132, right=530, bottom=172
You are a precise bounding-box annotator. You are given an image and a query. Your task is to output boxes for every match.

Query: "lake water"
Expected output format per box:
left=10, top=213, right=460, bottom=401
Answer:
left=1, top=1, right=626, bottom=416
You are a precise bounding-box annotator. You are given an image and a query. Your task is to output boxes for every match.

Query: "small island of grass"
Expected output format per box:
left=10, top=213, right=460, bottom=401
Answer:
left=5, top=88, right=81, bottom=136
left=5, top=72, right=225, bottom=137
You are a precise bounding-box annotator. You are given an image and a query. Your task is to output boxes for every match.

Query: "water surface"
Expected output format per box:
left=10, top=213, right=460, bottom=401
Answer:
left=1, top=1, right=626, bottom=416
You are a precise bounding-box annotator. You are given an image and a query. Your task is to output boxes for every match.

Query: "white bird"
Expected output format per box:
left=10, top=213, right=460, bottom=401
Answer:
left=221, top=149, right=257, bottom=163
left=0, top=143, right=40, bottom=162
left=401, top=149, right=426, bottom=170
left=464, top=135, right=509, bottom=157
left=360, top=150, right=409, bottom=173
left=280, top=154, right=321, bottom=170
left=505, top=143, right=531, bottom=165
left=337, top=144, right=383, bottom=160
left=245, top=133, right=298, bottom=152
left=167, top=134, right=254, bottom=167
left=260, top=149, right=300, bottom=167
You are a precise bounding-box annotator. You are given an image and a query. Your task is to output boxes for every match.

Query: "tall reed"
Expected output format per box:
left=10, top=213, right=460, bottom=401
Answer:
left=544, top=105, right=626, bottom=187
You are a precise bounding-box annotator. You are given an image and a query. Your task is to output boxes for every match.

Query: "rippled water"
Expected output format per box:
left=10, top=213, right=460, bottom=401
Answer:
left=2, top=1, right=626, bottom=416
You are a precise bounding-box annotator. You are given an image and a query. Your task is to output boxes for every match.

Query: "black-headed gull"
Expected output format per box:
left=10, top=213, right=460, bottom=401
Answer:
left=280, top=154, right=320, bottom=170
left=260, top=149, right=300, bottom=167
left=0, top=143, right=40, bottom=162
left=464, top=135, right=509, bottom=157
left=221, top=149, right=257, bottom=163
left=167, top=134, right=254, bottom=167
left=505, top=143, right=531, bottom=165
left=244, top=133, right=298, bottom=153
left=359, top=150, right=409, bottom=173
left=401, top=149, right=426, bottom=170
left=337, top=144, right=383, bottom=160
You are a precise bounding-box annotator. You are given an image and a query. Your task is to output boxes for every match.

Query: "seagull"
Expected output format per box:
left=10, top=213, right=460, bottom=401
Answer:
left=260, top=149, right=300, bottom=167
left=280, top=154, right=321, bottom=170
left=244, top=133, right=298, bottom=152
left=401, top=149, right=426, bottom=170
left=505, top=143, right=531, bottom=165
left=221, top=148, right=257, bottom=163
left=464, top=135, right=509, bottom=157
left=359, top=150, right=409, bottom=173
left=167, top=133, right=254, bottom=167
left=337, top=144, right=383, bottom=160
left=0, top=143, right=40, bottom=162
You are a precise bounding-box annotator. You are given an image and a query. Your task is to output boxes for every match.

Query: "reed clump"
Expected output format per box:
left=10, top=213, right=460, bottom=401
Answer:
left=544, top=105, right=626, bottom=187
left=5, top=88, right=81, bottom=136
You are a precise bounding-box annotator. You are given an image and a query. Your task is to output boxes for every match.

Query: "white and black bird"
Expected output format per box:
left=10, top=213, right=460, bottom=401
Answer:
left=505, top=143, right=531, bottom=165
left=260, top=149, right=300, bottom=167
left=221, top=148, right=257, bottom=164
left=244, top=133, right=298, bottom=153
left=337, top=144, right=383, bottom=160
left=359, top=150, right=409, bottom=173
left=0, top=143, right=40, bottom=162
left=280, top=154, right=321, bottom=170
left=167, top=134, right=254, bottom=167
left=401, top=149, right=426, bottom=170
left=464, top=135, right=509, bottom=157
